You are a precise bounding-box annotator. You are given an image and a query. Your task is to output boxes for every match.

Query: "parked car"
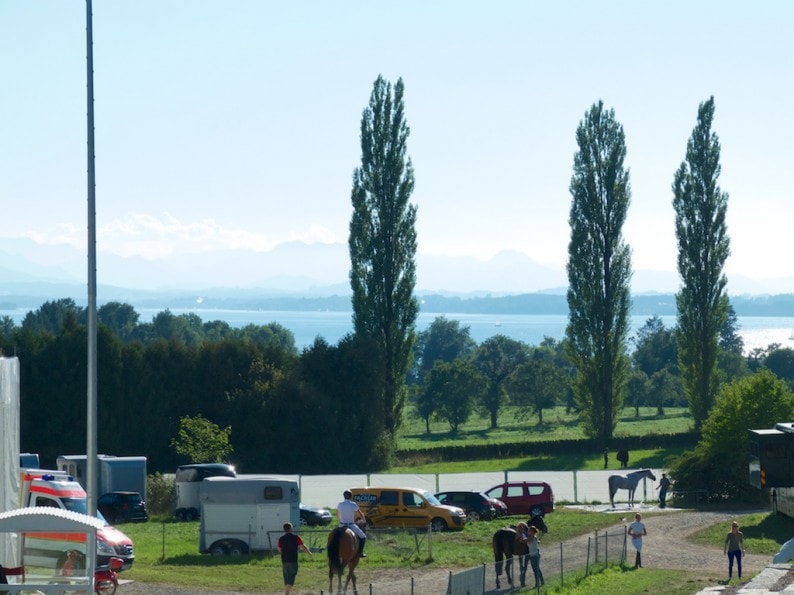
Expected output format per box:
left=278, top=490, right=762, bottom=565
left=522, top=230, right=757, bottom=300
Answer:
left=434, top=491, right=497, bottom=522
left=489, top=497, right=509, bottom=517
left=97, top=491, right=149, bottom=524
left=350, top=486, right=466, bottom=531
left=484, top=481, right=554, bottom=517
left=299, top=503, right=333, bottom=526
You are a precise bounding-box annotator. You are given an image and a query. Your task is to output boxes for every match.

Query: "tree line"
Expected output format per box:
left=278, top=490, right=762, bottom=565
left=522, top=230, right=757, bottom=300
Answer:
left=2, top=295, right=793, bottom=475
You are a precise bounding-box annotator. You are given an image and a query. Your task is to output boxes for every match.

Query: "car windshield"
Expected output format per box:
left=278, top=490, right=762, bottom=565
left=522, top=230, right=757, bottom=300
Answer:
left=62, top=498, right=110, bottom=525
left=421, top=490, right=441, bottom=506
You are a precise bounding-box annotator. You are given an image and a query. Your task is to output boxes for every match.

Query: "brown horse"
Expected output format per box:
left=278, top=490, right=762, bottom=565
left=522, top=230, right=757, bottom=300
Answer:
left=492, top=525, right=530, bottom=589
left=327, top=526, right=360, bottom=594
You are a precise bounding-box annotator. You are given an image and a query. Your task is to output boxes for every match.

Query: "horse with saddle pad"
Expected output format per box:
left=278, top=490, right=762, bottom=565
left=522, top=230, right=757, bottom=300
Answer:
left=492, top=523, right=532, bottom=588
left=608, top=468, right=656, bottom=507
left=327, top=526, right=360, bottom=594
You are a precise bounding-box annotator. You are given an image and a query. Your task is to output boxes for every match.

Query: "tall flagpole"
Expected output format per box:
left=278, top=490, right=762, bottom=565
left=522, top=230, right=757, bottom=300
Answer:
left=86, top=0, right=98, bottom=517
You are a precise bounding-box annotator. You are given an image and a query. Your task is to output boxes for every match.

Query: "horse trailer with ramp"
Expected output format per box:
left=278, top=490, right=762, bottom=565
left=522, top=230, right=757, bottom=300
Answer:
left=198, top=475, right=299, bottom=555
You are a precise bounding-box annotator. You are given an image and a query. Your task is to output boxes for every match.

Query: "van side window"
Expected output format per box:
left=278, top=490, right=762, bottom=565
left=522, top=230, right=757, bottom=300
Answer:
left=403, top=492, right=421, bottom=507
left=506, top=486, right=523, bottom=498
left=528, top=486, right=543, bottom=496
left=380, top=491, right=399, bottom=506
left=35, top=497, right=58, bottom=507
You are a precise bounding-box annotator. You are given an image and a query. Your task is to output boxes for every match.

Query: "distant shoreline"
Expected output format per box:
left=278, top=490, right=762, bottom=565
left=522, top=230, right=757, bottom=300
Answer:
left=5, top=291, right=794, bottom=318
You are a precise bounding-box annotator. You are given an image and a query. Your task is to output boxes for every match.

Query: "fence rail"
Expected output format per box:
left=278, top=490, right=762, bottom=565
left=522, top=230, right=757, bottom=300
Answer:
left=295, top=469, right=664, bottom=509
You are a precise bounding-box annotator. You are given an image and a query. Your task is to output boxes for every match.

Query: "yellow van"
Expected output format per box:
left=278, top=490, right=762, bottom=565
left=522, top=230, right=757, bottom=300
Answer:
left=349, top=487, right=466, bottom=532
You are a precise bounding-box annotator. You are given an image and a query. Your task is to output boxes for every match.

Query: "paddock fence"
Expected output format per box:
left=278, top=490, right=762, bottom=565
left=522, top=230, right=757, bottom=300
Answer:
left=309, top=526, right=629, bottom=594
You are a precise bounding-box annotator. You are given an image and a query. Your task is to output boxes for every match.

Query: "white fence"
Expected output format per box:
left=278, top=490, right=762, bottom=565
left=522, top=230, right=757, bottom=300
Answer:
left=289, top=469, right=659, bottom=509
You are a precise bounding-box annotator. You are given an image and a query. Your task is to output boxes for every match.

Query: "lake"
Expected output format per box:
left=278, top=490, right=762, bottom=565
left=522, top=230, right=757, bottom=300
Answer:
left=134, top=309, right=794, bottom=354
left=3, top=307, right=792, bottom=354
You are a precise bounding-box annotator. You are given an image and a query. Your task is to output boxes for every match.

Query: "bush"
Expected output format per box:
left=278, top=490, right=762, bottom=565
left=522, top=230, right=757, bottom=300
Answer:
left=146, top=472, right=175, bottom=516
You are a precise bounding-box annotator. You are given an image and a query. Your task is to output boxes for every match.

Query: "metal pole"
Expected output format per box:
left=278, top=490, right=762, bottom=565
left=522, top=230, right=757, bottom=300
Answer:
left=85, top=0, right=98, bottom=517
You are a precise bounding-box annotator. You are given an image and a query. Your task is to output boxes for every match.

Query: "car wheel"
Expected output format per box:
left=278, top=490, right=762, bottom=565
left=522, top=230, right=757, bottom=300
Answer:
left=467, top=510, right=481, bottom=522
left=530, top=506, right=545, bottom=518
left=300, top=516, right=308, bottom=526
left=430, top=518, right=447, bottom=532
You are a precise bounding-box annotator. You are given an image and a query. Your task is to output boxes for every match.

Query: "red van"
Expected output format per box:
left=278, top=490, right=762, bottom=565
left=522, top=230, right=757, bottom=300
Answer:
left=484, top=481, right=554, bottom=517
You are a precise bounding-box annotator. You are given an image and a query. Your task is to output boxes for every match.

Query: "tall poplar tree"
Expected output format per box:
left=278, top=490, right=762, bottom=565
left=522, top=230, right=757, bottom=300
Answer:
left=349, top=75, right=419, bottom=438
left=673, top=96, right=730, bottom=431
left=565, top=101, right=633, bottom=442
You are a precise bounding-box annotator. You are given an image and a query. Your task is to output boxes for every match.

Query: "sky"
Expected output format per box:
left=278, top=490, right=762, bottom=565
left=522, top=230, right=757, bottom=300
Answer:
left=1, top=0, right=792, bottom=292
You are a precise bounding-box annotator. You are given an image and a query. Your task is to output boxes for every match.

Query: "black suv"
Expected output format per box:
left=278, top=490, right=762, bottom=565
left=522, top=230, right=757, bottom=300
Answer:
left=434, top=490, right=496, bottom=522
left=98, top=491, right=149, bottom=524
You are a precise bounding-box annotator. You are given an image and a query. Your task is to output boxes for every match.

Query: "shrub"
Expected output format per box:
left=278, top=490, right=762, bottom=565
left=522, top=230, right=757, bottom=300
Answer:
left=147, top=472, right=175, bottom=516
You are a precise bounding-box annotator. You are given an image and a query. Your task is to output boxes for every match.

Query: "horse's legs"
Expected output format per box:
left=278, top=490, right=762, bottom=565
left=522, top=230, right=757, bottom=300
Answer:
left=506, top=555, right=514, bottom=586
left=519, top=553, right=528, bottom=587
left=343, top=568, right=357, bottom=594
left=495, top=558, right=503, bottom=589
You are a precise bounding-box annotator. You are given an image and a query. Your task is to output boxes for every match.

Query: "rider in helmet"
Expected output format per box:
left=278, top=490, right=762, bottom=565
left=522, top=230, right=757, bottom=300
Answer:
left=337, top=490, right=367, bottom=557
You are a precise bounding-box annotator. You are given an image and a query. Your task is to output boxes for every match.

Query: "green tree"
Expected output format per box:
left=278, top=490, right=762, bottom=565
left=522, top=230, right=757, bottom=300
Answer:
left=0, top=315, right=15, bottom=337
left=473, top=335, right=529, bottom=428
left=22, top=298, right=84, bottom=334
left=97, top=301, right=139, bottom=341
left=626, top=370, right=649, bottom=417
left=170, top=414, right=233, bottom=463
left=631, top=316, right=678, bottom=377
left=424, top=360, right=484, bottom=432
left=763, top=348, right=794, bottom=387
left=565, top=101, right=633, bottom=443
left=412, top=316, right=476, bottom=385
left=508, top=359, right=567, bottom=424
left=720, top=303, right=744, bottom=356
left=673, top=96, right=731, bottom=431
left=668, top=370, right=794, bottom=500
left=349, top=75, right=419, bottom=438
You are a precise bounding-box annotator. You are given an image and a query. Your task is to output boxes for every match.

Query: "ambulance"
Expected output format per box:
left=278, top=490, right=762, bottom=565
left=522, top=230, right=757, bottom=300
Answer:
left=20, top=469, right=135, bottom=571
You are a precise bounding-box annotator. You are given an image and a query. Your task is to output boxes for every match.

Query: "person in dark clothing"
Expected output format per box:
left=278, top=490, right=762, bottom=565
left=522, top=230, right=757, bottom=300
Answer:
left=656, top=473, right=671, bottom=508
left=277, top=522, right=312, bottom=594
left=617, top=449, right=629, bottom=468
left=603, top=448, right=609, bottom=469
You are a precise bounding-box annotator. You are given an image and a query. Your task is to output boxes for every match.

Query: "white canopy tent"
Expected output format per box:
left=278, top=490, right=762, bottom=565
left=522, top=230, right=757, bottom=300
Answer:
left=0, top=507, right=99, bottom=593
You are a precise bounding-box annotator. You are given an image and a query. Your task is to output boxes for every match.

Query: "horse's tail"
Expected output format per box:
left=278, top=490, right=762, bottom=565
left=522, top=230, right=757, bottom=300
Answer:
left=327, top=528, right=344, bottom=574
left=492, top=530, right=506, bottom=563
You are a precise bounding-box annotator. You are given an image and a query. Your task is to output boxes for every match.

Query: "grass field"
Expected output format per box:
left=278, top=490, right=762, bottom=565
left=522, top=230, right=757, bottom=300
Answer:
left=396, top=405, right=694, bottom=451
left=119, top=505, right=785, bottom=593
left=391, top=405, right=692, bottom=474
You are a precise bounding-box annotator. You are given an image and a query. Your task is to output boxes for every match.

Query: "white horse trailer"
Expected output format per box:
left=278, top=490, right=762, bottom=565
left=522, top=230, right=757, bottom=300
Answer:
left=198, top=475, right=300, bottom=555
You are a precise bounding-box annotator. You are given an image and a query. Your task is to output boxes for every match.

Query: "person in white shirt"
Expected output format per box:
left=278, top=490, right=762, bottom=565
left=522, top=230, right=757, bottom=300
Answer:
left=336, top=490, right=368, bottom=557
left=628, top=512, right=647, bottom=568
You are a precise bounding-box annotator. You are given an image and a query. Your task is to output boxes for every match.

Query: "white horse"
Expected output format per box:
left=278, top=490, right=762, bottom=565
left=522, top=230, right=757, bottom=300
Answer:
left=608, top=468, right=656, bottom=507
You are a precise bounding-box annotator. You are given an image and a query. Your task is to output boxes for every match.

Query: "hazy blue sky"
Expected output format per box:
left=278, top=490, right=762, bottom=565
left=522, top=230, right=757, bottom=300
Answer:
left=1, top=1, right=792, bottom=288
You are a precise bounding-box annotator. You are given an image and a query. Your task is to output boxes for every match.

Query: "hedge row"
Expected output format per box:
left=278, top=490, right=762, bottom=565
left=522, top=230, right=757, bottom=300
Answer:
left=395, top=432, right=699, bottom=462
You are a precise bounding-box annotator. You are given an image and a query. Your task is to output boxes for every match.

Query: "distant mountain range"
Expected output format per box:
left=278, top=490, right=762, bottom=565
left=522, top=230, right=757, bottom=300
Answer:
left=2, top=237, right=794, bottom=315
